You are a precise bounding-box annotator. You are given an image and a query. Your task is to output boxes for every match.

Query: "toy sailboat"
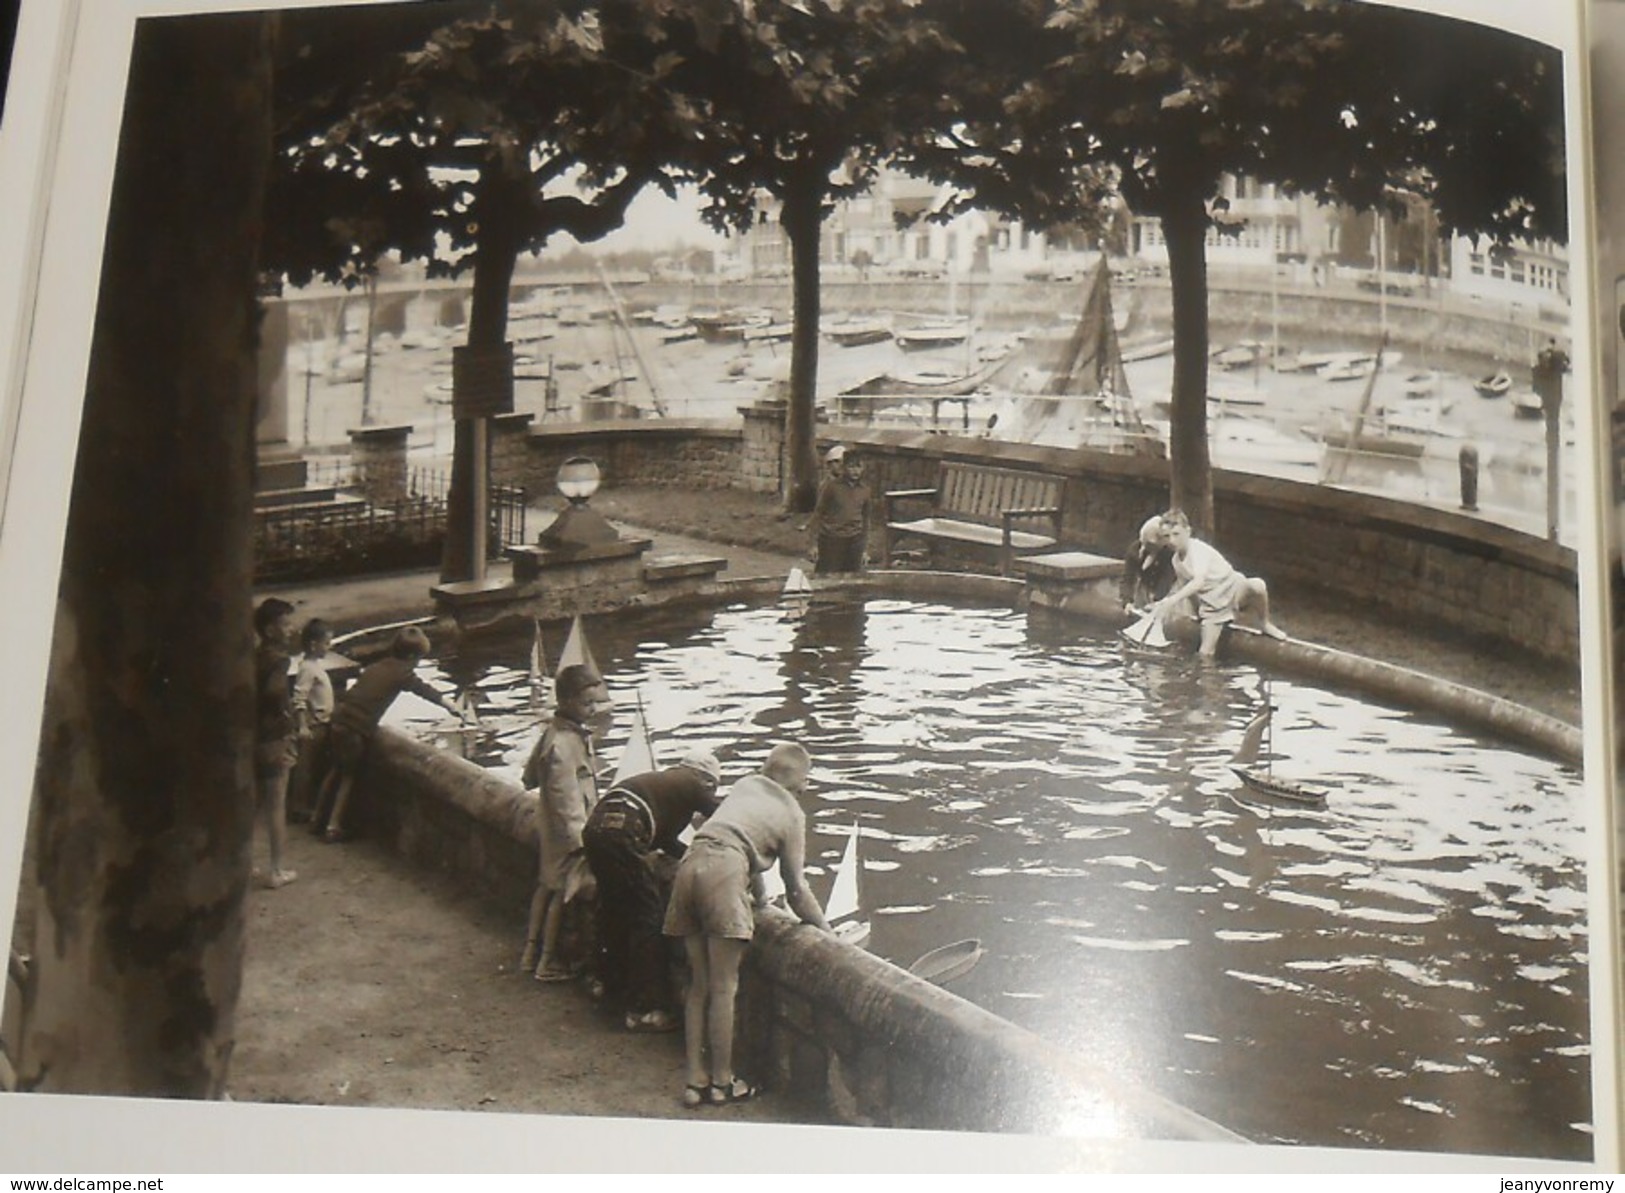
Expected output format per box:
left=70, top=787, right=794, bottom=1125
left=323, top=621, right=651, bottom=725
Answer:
left=827, top=822, right=872, bottom=948
left=781, top=567, right=813, bottom=618
left=1230, top=685, right=1328, bottom=807
left=528, top=618, right=548, bottom=712
left=611, top=692, right=659, bottom=786
left=1120, top=609, right=1173, bottom=652
left=559, top=614, right=601, bottom=678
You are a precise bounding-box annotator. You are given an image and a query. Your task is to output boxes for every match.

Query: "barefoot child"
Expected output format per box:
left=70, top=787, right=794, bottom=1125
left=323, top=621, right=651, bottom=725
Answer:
left=1152, top=509, right=1287, bottom=658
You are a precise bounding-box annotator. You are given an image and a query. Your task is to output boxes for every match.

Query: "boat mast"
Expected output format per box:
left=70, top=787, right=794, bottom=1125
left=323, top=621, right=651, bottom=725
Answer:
left=597, top=263, right=666, bottom=416
left=1269, top=204, right=1280, bottom=374
left=1322, top=331, right=1388, bottom=485
left=1263, top=680, right=1274, bottom=776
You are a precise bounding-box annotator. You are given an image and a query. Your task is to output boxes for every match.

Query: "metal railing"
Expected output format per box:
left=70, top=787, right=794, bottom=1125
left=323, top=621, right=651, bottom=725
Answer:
left=254, top=468, right=526, bottom=583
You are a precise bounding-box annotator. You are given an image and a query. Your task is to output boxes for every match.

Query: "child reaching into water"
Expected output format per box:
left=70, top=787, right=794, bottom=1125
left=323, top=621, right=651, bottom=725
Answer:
left=312, top=626, right=472, bottom=842
left=1151, top=509, right=1287, bottom=659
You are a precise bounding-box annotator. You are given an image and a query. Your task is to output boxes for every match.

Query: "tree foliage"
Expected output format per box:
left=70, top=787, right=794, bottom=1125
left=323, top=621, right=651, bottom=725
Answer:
left=265, top=0, right=1566, bottom=536
left=625, top=0, right=957, bottom=510
left=267, top=1, right=672, bottom=288
left=266, top=0, right=681, bottom=578
left=903, top=0, right=1565, bottom=532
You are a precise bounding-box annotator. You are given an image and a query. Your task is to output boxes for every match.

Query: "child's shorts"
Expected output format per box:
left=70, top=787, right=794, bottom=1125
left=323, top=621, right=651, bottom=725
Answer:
left=1195, top=571, right=1249, bottom=624
left=663, top=838, right=754, bottom=941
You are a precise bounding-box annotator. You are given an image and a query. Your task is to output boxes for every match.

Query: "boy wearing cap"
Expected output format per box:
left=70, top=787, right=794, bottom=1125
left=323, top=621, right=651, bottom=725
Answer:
left=522, top=664, right=603, bottom=983
left=808, top=445, right=871, bottom=575
left=313, top=626, right=471, bottom=842
left=583, top=750, right=725, bottom=1031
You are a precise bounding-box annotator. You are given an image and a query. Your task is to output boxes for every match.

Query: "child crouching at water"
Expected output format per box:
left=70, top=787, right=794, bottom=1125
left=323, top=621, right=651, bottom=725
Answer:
left=1151, top=509, right=1287, bottom=658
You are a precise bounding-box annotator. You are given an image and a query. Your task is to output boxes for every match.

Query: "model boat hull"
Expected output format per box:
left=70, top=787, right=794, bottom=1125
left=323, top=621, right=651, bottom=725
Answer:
left=1231, top=765, right=1328, bottom=806
left=907, top=939, right=984, bottom=985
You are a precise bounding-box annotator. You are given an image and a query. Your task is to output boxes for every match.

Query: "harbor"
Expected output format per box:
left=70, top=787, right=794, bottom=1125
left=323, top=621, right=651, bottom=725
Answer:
left=278, top=267, right=1579, bottom=543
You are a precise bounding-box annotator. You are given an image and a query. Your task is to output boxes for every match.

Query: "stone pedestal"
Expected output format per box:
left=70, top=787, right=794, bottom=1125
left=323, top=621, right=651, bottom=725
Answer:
left=348, top=423, right=414, bottom=504
left=255, top=444, right=307, bottom=496
left=1017, top=551, right=1124, bottom=621
left=739, top=399, right=787, bottom=494
left=434, top=536, right=655, bottom=628
left=643, top=553, right=729, bottom=600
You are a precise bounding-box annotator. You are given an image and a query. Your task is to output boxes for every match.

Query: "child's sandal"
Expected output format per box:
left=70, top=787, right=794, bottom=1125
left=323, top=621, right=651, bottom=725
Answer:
left=681, top=1083, right=710, bottom=1110
left=708, top=1077, right=760, bottom=1105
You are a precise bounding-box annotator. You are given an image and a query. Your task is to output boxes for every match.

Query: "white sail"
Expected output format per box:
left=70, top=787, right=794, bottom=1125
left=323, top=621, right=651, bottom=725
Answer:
left=612, top=701, right=658, bottom=785
left=1232, top=705, right=1272, bottom=768
left=782, top=566, right=813, bottom=598
left=1121, top=612, right=1171, bottom=649
left=827, top=822, right=862, bottom=923
left=453, top=688, right=481, bottom=726
left=559, top=614, right=598, bottom=675
left=528, top=619, right=547, bottom=711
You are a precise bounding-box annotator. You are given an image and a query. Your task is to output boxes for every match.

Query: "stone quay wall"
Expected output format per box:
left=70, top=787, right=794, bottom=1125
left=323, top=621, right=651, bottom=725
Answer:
left=494, top=417, right=742, bottom=498
left=500, top=419, right=1578, bottom=666
left=353, top=726, right=1245, bottom=1144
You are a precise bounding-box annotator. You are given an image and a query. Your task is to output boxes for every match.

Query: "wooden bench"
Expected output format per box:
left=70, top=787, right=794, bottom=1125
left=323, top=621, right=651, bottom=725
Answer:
left=882, top=462, right=1066, bottom=575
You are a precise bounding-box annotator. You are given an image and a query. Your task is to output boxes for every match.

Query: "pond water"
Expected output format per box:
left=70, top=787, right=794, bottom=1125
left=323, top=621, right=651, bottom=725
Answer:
left=385, top=598, right=1592, bottom=1158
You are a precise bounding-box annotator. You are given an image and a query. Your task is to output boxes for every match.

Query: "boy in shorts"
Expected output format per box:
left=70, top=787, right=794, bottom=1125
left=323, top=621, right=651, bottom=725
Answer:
left=662, top=741, right=831, bottom=1108
left=1153, top=509, right=1287, bottom=658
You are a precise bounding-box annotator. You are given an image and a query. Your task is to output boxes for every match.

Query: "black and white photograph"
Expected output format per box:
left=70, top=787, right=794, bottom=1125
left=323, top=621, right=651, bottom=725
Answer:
left=0, top=0, right=1615, bottom=1175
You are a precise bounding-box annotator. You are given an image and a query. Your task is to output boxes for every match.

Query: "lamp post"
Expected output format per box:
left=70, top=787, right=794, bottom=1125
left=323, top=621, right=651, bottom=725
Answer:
left=537, top=456, right=619, bottom=552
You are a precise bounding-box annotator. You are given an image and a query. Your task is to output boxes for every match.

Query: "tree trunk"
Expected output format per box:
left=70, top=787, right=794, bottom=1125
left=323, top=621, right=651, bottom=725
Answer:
left=441, top=165, right=522, bottom=583
left=16, top=13, right=273, bottom=1097
left=781, top=186, right=824, bottom=513
left=359, top=273, right=378, bottom=427
left=1161, top=191, right=1215, bottom=536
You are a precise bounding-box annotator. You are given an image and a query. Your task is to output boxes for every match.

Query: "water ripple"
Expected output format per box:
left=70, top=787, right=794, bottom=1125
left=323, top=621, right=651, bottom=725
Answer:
left=414, top=596, right=1591, bottom=1156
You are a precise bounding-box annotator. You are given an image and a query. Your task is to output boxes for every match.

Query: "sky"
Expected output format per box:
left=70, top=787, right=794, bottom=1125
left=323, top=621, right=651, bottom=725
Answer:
left=553, top=183, right=729, bottom=255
